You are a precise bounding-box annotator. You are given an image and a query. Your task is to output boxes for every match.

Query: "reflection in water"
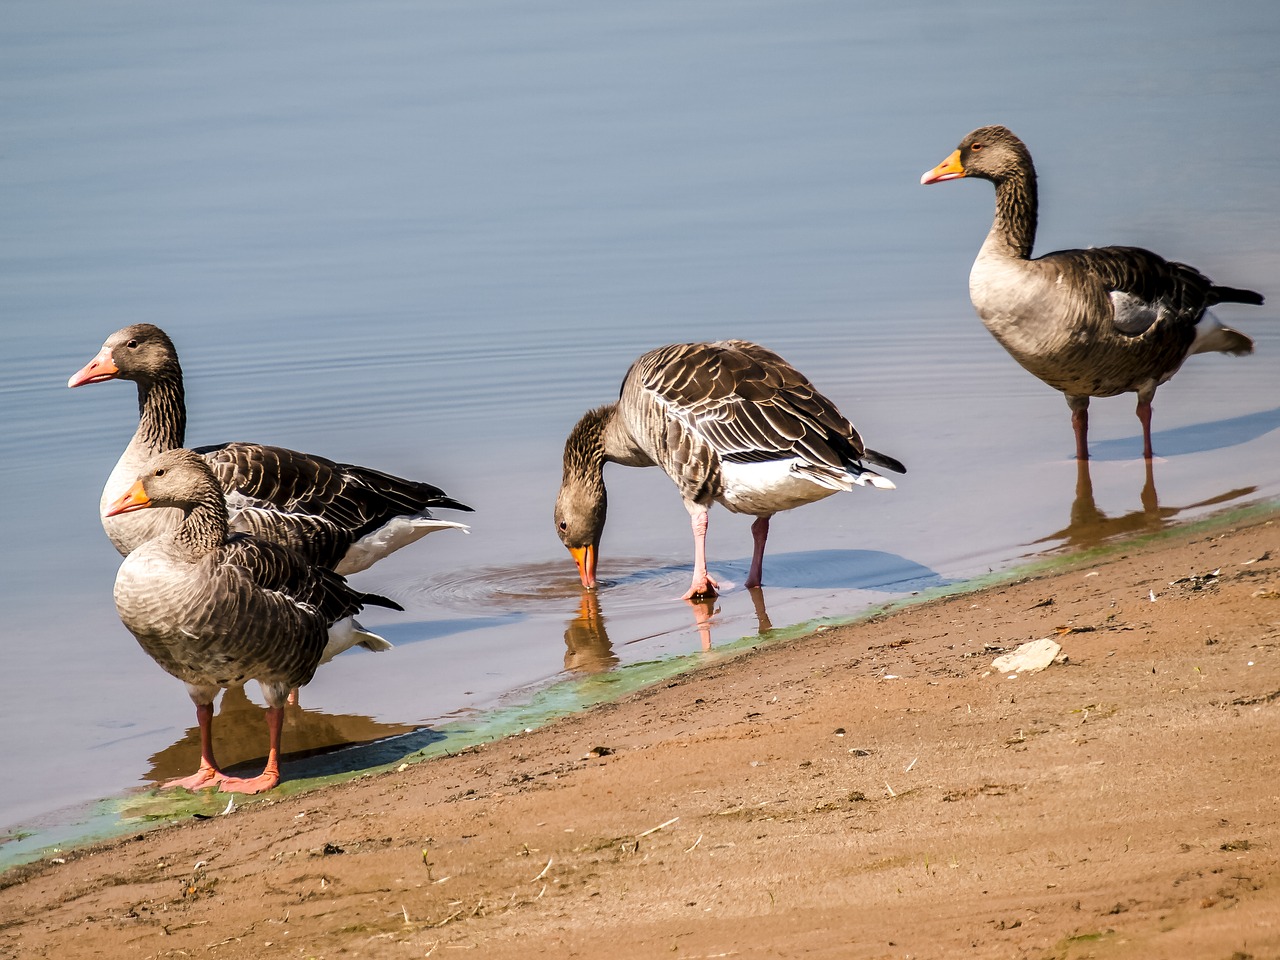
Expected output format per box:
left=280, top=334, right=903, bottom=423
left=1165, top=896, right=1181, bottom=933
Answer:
left=686, top=588, right=777, bottom=649
left=563, top=593, right=619, bottom=673
left=562, top=587, right=777, bottom=667
left=687, top=595, right=719, bottom=650
left=1037, top=459, right=1257, bottom=551
left=144, top=685, right=420, bottom=785
left=749, top=587, right=774, bottom=634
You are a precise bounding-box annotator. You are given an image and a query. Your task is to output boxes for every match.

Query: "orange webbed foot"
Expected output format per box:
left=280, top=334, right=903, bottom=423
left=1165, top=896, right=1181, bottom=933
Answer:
left=163, top=763, right=226, bottom=791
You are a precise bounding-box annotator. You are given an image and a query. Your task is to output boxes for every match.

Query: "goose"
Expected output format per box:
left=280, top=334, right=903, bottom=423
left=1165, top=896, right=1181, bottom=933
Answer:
left=106, top=448, right=403, bottom=793
left=921, top=125, right=1263, bottom=460
left=69, top=324, right=472, bottom=573
left=554, top=340, right=905, bottom=599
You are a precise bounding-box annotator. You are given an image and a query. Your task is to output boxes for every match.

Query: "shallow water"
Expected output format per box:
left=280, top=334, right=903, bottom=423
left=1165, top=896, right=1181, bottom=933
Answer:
left=2, top=1, right=1279, bottom=835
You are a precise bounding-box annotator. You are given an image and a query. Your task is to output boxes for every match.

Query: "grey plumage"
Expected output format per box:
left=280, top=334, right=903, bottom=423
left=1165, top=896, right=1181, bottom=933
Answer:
left=69, top=324, right=472, bottom=573
left=555, top=340, right=904, bottom=597
left=109, top=449, right=398, bottom=792
left=922, top=124, right=1263, bottom=459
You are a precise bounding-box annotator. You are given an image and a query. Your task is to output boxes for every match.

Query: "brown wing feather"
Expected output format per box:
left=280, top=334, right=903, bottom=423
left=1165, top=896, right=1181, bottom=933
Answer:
left=633, top=341, right=867, bottom=468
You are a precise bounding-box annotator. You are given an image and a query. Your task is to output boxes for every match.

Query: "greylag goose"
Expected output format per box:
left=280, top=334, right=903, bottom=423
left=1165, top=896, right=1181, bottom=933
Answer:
left=921, top=125, right=1263, bottom=460
left=69, top=324, right=472, bottom=572
left=554, top=340, right=905, bottom=599
left=106, top=448, right=403, bottom=793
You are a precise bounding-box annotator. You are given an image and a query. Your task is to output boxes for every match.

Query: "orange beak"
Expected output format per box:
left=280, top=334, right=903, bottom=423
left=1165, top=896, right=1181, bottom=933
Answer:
left=921, top=148, right=965, bottom=185
left=568, top=544, right=598, bottom=590
left=68, top=346, right=119, bottom=388
left=104, top=480, right=152, bottom=517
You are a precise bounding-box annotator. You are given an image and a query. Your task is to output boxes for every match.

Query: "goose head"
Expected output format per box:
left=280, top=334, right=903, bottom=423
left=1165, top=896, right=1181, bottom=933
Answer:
left=921, top=125, right=1032, bottom=186
left=104, top=448, right=219, bottom=517
left=554, top=485, right=605, bottom=590
left=68, top=323, right=181, bottom=389
left=554, top=406, right=613, bottom=589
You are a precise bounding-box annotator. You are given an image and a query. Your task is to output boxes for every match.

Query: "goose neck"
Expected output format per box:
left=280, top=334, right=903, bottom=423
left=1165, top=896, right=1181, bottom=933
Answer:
left=136, top=375, right=187, bottom=454
left=172, top=495, right=229, bottom=558
left=987, top=167, right=1038, bottom=261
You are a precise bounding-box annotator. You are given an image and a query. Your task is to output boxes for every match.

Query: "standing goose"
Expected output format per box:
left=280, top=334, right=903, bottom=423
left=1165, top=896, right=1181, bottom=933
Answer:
left=106, top=449, right=402, bottom=793
left=554, top=340, right=905, bottom=599
left=69, top=324, right=472, bottom=572
left=921, top=125, right=1263, bottom=460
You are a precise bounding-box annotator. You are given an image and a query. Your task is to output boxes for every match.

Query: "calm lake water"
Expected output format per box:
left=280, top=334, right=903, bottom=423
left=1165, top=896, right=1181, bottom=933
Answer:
left=3, top=1, right=1278, bottom=838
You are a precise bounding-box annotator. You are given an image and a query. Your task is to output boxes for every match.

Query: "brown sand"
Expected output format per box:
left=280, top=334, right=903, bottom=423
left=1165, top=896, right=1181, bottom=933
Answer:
left=3, top=509, right=1279, bottom=959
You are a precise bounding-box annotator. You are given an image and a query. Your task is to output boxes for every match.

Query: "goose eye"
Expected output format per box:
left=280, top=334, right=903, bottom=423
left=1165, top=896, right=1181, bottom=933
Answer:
left=970, top=142, right=983, bottom=151
left=154, top=468, right=166, bottom=477
left=126, top=339, right=138, bottom=349
left=557, top=520, right=568, bottom=532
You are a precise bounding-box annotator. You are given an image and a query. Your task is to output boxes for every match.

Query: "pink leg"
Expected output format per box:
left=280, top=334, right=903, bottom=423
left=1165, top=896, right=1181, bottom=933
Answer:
left=217, top=705, right=284, bottom=795
left=1136, top=397, right=1154, bottom=460
left=744, top=515, right=771, bottom=589
left=682, top=505, right=720, bottom=600
left=164, top=701, right=228, bottom=791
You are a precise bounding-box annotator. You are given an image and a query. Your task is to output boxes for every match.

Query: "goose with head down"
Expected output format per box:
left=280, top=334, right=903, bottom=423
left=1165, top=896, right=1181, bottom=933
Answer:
left=554, top=340, right=905, bottom=599
left=107, top=448, right=402, bottom=794
left=922, top=125, right=1263, bottom=460
left=69, top=323, right=473, bottom=572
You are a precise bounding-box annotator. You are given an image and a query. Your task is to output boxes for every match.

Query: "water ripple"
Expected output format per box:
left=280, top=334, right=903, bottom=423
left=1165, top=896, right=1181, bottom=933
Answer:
left=398, top=557, right=697, bottom=614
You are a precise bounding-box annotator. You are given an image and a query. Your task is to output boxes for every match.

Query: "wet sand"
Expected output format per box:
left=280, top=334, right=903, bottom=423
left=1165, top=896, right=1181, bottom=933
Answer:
left=2, top=505, right=1279, bottom=959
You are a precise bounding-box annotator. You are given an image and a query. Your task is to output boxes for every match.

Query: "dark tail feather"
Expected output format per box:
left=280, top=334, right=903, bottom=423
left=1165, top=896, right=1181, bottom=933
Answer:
left=429, top=495, right=475, bottom=514
left=1210, top=285, right=1264, bottom=306
left=864, top=448, right=906, bottom=475
left=361, top=592, right=405, bottom=612
left=342, top=463, right=475, bottom=514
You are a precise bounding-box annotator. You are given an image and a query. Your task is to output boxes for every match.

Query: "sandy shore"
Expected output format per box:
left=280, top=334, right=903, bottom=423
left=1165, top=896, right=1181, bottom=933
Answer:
left=3, top=506, right=1279, bottom=959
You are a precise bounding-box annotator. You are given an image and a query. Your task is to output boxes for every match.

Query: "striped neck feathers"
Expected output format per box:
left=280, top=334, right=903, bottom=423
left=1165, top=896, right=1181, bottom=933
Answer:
left=136, top=370, right=187, bottom=453
left=989, top=159, right=1038, bottom=261
left=562, top=404, right=616, bottom=489
left=171, top=490, right=230, bottom=559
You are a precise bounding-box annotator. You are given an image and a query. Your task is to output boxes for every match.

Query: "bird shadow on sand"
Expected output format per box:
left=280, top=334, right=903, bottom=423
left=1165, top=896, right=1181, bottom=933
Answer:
left=1088, top=405, right=1280, bottom=461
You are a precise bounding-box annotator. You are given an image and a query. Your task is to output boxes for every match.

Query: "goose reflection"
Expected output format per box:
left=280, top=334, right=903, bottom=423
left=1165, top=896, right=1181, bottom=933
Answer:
left=686, top=587, right=775, bottom=649
left=686, top=594, right=719, bottom=650
left=143, top=685, right=420, bottom=785
left=563, top=592, right=619, bottom=673
left=563, top=585, right=777, bottom=667
left=1037, top=458, right=1256, bottom=551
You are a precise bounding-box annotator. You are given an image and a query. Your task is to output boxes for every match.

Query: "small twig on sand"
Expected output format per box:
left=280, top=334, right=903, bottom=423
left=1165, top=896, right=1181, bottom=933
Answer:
left=638, top=816, right=680, bottom=837
left=431, top=909, right=463, bottom=928
left=685, top=834, right=703, bottom=853
left=531, top=857, right=553, bottom=882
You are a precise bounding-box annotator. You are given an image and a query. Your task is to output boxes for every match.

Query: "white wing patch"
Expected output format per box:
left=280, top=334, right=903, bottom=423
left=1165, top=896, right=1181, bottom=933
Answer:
left=718, top=458, right=892, bottom=515
left=338, top=516, right=470, bottom=575
left=1109, top=290, right=1162, bottom=335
